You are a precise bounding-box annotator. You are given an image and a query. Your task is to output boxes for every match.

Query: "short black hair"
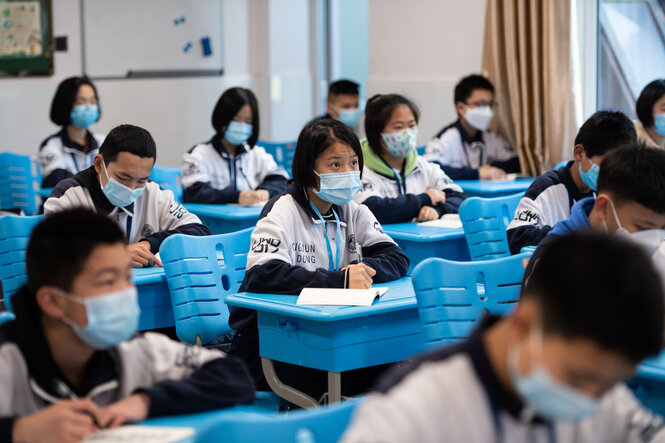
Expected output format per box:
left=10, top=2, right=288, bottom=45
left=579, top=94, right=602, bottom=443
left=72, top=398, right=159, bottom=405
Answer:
left=454, top=74, right=494, bottom=104
left=597, top=142, right=665, bottom=213
left=292, top=119, right=363, bottom=189
left=636, top=79, right=665, bottom=129
left=50, top=76, right=101, bottom=127
left=99, top=124, right=157, bottom=164
left=364, top=94, right=420, bottom=157
left=525, top=233, right=664, bottom=363
left=328, top=80, right=360, bottom=100
left=211, top=87, right=260, bottom=147
left=26, top=208, right=126, bottom=295
left=573, top=110, right=636, bottom=158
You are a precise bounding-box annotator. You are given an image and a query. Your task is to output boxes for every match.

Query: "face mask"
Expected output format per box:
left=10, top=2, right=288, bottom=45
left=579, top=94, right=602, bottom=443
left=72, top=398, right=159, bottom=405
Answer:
left=313, top=170, right=362, bottom=206
left=508, top=327, right=601, bottom=421
left=464, top=105, right=494, bottom=131
left=381, top=128, right=418, bottom=158
left=70, top=104, right=99, bottom=130
left=100, top=161, right=145, bottom=208
left=56, top=286, right=140, bottom=349
left=338, top=108, right=362, bottom=128
left=224, top=121, right=253, bottom=146
left=579, top=159, right=599, bottom=191
left=607, top=199, right=665, bottom=255
left=654, top=113, right=665, bottom=137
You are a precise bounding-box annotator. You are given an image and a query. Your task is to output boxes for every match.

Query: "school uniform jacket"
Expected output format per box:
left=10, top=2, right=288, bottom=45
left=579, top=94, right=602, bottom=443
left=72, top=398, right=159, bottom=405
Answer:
left=353, top=139, right=467, bottom=224
left=181, top=136, right=288, bottom=204
left=39, top=129, right=105, bottom=188
left=43, top=166, right=210, bottom=253
left=343, top=315, right=665, bottom=443
left=0, top=287, right=255, bottom=442
left=506, top=161, right=594, bottom=254
left=425, top=120, right=520, bottom=180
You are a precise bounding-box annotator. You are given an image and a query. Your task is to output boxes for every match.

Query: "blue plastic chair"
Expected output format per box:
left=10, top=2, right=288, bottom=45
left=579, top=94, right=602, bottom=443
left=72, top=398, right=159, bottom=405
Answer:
left=458, top=193, right=523, bottom=261
left=259, top=140, right=297, bottom=177
left=0, top=153, right=41, bottom=215
left=0, top=311, right=14, bottom=324
left=150, top=165, right=183, bottom=203
left=412, top=252, right=532, bottom=349
left=159, top=227, right=253, bottom=345
left=0, top=215, right=42, bottom=312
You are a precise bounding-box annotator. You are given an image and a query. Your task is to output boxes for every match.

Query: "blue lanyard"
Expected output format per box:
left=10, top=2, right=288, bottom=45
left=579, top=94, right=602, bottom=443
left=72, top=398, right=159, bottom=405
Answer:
left=309, top=200, right=341, bottom=272
left=390, top=168, right=406, bottom=195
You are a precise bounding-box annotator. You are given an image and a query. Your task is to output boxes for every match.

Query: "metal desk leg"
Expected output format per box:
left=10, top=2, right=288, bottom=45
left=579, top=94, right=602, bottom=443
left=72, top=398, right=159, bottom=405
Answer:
left=328, top=371, right=342, bottom=403
left=261, top=357, right=320, bottom=409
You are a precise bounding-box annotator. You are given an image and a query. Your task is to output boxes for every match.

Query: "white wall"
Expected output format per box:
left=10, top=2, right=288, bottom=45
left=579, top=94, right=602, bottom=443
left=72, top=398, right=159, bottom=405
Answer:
left=367, top=0, right=487, bottom=145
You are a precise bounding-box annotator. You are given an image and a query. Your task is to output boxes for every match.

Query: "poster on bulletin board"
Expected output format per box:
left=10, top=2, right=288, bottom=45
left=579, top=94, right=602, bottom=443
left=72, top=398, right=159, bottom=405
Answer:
left=0, top=0, right=52, bottom=75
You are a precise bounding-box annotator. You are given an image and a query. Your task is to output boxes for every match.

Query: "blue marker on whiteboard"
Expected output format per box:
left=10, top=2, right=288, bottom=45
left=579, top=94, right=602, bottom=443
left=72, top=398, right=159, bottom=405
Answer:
left=183, top=42, right=192, bottom=53
left=201, top=37, right=212, bottom=57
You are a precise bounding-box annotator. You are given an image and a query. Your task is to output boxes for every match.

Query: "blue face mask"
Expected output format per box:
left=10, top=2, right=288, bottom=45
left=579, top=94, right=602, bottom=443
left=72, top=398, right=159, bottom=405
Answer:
left=579, top=159, right=599, bottom=191
left=654, top=113, right=665, bottom=136
left=70, top=104, right=99, bottom=130
left=382, top=128, right=418, bottom=158
left=100, top=161, right=145, bottom=208
left=313, top=170, right=362, bottom=206
left=224, top=121, right=253, bottom=146
left=338, top=108, right=362, bottom=128
left=56, top=286, right=140, bottom=349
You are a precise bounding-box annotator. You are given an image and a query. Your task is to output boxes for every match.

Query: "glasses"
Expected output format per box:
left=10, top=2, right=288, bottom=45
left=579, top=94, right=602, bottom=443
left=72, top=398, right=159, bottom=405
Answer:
left=465, top=101, right=496, bottom=109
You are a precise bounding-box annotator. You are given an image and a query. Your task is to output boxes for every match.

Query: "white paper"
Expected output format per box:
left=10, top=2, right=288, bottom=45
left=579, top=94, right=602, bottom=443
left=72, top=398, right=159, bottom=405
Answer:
left=418, top=213, right=462, bottom=229
left=82, top=425, right=194, bottom=443
left=297, top=287, right=389, bottom=306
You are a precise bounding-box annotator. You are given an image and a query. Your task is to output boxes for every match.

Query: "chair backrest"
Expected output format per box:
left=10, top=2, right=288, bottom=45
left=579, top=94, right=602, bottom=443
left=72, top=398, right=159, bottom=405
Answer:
left=159, top=227, right=253, bottom=344
left=0, top=311, right=14, bottom=325
left=259, top=140, right=297, bottom=177
left=0, top=215, right=43, bottom=312
left=199, top=398, right=361, bottom=443
left=150, top=165, right=183, bottom=203
left=458, top=193, right=524, bottom=261
left=416, top=145, right=426, bottom=156
left=0, top=153, right=41, bottom=215
left=412, top=252, right=532, bottom=349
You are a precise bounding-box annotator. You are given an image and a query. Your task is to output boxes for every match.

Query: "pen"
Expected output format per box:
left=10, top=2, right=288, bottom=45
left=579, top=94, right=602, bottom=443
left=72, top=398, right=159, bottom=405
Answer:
left=54, top=379, right=106, bottom=429
left=356, top=242, right=363, bottom=264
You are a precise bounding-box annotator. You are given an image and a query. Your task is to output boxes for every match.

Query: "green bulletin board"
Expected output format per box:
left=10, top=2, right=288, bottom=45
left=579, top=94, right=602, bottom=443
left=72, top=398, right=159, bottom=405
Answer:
left=0, top=0, right=52, bottom=75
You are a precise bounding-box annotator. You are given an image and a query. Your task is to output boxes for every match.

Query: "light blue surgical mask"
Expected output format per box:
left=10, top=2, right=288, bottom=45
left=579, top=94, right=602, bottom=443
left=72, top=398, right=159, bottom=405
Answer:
left=654, top=113, right=665, bottom=137
left=100, top=161, right=145, bottom=209
left=224, top=121, right=253, bottom=146
left=382, top=128, right=418, bottom=158
left=313, top=170, right=362, bottom=206
left=579, top=159, right=599, bottom=191
left=338, top=108, right=362, bottom=128
left=508, top=327, right=602, bottom=421
left=70, top=104, right=99, bottom=130
left=56, top=286, right=140, bottom=350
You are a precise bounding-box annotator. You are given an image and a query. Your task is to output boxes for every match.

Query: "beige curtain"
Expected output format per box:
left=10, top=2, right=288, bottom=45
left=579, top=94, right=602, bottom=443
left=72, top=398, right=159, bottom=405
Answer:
left=482, top=0, right=577, bottom=176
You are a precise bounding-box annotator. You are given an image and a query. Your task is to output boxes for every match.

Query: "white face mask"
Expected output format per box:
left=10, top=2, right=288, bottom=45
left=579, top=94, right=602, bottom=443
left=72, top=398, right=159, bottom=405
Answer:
left=605, top=199, right=665, bottom=256
left=464, top=105, right=494, bottom=131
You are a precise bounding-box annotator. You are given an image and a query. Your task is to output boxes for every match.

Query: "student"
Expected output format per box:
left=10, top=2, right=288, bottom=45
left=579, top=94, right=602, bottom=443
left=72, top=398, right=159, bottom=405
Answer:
left=506, top=110, right=637, bottom=254
left=0, top=209, right=255, bottom=443
left=425, top=74, right=519, bottom=180
left=39, top=76, right=105, bottom=188
left=353, top=94, right=467, bottom=224
left=229, top=119, right=409, bottom=399
left=44, top=124, right=210, bottom=268
left=343, top=233, right=665, bottom=442
left=181, top=87, right=288, bottom=205
left=322, top=79, right=364, bottom=136
left=635, top=79, right=665, bottom=149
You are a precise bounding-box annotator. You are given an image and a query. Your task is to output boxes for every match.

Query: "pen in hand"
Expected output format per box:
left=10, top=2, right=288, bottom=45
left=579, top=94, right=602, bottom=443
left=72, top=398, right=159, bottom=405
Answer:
left=54, top=379, right=105, bottom=429
left=356, top=242, right=363, bottom=264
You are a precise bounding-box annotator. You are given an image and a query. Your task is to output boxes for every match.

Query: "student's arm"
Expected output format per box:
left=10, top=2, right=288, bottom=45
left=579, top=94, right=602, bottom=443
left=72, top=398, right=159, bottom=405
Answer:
left=490, top=156, right=521, bottom=173
left=432, top=160, right=479, bottom=181
left=256, top=174, right=288, bottom=198
left=41, top=169, right=72, bottom=188
left=435, top=189, right=468, bottom=215
left=181, top=148, right=240, bottom=204
left=39, top=144, right=72, bottom=188
left=425, top=160, right=468, bottom=215
left=361, top=194, right=432, bottom=224
left=253, top=147, right=289, bottom=198
left=506, top=195, right=551, bottom=254
left=506, top=225, right=552, bottom=255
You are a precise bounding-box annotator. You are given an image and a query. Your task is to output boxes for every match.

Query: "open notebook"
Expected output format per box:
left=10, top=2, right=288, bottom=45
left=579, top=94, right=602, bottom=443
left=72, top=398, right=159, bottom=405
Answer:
left=297, top=287, right=389, bottom=307
left=417, top=213, right=463, bottom=229
left=82, top=425, right=194, bottom=443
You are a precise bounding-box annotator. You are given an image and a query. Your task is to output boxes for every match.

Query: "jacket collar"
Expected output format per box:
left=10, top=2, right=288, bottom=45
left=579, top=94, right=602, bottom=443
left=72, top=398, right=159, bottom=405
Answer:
left=360, top=138, right=418, bottom=179
left=74, top=166, right=135, bottom=215
left=59, top=128, right=99, bottom=155
left=454, top=119, right=484, bottom=144
left=286, top=181, right=347, bottom=224
left=210, top=135, right=249, bottom=158
left=558, top=161, right=594, bottom=205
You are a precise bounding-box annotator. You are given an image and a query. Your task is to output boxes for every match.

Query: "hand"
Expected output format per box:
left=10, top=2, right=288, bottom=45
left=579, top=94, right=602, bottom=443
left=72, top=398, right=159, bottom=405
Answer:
left=12, top=398, right=101, bottom=443
left=97, top=393, right=151, bottom=429
left=425, top=189, right=446, bottom=205
left=478, top=164, right=508, bottom=180
left=342, top=263, right=376, bottom=289
left=127, top=241, right=162, bottom=268
left=417, top=206, right=439, bottom=222
left=238, top=190, right=269, bottom=206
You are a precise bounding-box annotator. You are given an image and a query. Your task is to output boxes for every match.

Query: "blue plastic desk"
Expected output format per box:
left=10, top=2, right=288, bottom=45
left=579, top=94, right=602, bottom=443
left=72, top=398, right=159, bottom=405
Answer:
left=225, top=277, right=423, bottom=407
left=383, top=224, right=470, bottom=272
left=133, top=267, right=172, bottom=331
left=456, top=178, right=533, bottom=197
left=183, top=203, right=262, bottom=234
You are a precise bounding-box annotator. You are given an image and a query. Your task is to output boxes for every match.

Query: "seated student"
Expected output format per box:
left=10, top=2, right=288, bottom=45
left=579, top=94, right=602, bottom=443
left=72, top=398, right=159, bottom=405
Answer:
left=44, top=124, right=210, bottom=268
left=506, top=110, right=637, bottom=254
left=39, top=76, right=105, bottom=188
left=229, top=119, right=409, bottom=400
left=0, top=209, right=255, bottom=442
left=635, top=79, right=665, bottom=149
left=425, top=74, right=519, bottom=180
left=181, top=87, right=288, bottom=205
left=353, top=94, right=467, bottom=224
left=343, top=233, right=665, bottom=442
left=321, top=79, right=364, bottom=137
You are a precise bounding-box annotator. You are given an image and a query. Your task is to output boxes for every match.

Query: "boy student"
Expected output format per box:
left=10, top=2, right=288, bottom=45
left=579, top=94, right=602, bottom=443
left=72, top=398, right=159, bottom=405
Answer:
left=0, top=209, right=255, bottom=443
left=322, top=79, right=364, bottom=136
left=507, top=110, right=637, bottom=254
left=425, top=74, right=519, bottom=180
left=44, top=124, right=210, bottom=268
left=343, top=233, right=665, bottom=442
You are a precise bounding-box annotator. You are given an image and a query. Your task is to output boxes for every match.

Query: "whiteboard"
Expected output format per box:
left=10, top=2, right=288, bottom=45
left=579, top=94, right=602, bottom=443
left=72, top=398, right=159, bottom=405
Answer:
left=82, top=0, right=224, bottom=78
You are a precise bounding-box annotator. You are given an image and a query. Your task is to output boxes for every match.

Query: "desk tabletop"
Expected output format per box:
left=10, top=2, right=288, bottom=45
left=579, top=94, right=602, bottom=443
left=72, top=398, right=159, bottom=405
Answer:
left=132, top=266, right=166, bottom=285
left=383, top=223, right=465, bottom=242
left=456, top=178, right=533, bottom=194
left=225, top=277, right=415, bottom=322
left=183, top=203, right=263, bottom=220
